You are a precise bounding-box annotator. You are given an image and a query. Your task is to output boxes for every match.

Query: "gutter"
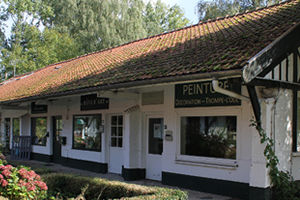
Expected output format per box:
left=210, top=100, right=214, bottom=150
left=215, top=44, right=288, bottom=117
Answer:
left=212, top=78, right=250, bottom=102
left=0, top=69, right=242, bottom=105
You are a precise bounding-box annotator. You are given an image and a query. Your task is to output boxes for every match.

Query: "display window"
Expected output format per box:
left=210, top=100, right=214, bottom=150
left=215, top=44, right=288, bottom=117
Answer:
left=73, top=114, right=102, bottom=151
left=176, top=108, right=240, bottom=166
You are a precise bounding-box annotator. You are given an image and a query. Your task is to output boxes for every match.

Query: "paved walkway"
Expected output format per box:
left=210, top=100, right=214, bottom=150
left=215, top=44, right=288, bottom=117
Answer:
left=7, top=158, right=238, bottom=200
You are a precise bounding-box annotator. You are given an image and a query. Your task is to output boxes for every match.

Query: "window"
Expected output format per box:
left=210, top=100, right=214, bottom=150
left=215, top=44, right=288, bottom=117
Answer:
left=111, top=115, right=123, bottom=147
left=181, top=116, right=237, bottom=159
left=31, top=117, right=47, bottom=145
left=73, top=115, right=101, bottom=151
left=12, top=118, right=20, bottom=137
left=4, top=118, right=10, bottom=148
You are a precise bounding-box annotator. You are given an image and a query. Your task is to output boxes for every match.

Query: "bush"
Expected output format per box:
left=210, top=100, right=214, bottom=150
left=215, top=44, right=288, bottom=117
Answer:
left=42, top=173, right=188, bottom=200
left=0, top=154, right=48, bottom=200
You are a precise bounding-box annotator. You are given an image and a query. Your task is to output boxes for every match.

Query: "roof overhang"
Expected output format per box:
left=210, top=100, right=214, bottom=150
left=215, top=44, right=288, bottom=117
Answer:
left=0, top=69, right=242, bottom=105
left=242, top=21, right=300, bottom=83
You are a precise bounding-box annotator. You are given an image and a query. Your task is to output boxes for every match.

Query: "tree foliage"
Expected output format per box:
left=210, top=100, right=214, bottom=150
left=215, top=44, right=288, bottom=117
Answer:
left=197, top=0, right=281, bottom=21
left=44, top=0, right=190, bottom=53
left=0, top=0, right=190, bottom=81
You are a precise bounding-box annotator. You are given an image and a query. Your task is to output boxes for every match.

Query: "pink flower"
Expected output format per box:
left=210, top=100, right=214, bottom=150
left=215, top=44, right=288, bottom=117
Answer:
left=34, top=181, right=48, bottom=191
left=0, top=174, right=3, bottom=179
left=1, top=179, right=8, bottom=187
left=2, top=169, right=11, bottom=177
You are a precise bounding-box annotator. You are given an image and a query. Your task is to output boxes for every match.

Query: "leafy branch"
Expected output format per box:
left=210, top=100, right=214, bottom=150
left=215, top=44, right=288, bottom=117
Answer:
left=250, top=120, right=299, bottom=200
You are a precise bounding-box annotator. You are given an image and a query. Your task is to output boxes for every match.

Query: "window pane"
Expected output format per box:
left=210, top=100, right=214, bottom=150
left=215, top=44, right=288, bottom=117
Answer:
left=118, top=138, right=123, bottom=147
left=180, top=116, right=236, bottom=159
left=13, top=118, right=20, bottom=136
left=112, top=116, right=117, bottom=125
left=73, top=115, right=101, bottom=151
left=111, top=138, right=117, bottom=147
left=111, top=127, right=117, bottom=136
left=31, top=117, right=47, bottom=145
left=118, top=115, right=123, bottom=125
left=118, top=127, right=123, bottom=136
left=148, top=118, right=163, bottom=155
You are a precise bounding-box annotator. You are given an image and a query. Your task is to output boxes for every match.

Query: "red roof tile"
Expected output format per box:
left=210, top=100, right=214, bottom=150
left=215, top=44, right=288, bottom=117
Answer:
left=1, top=0, right=300, bottom=103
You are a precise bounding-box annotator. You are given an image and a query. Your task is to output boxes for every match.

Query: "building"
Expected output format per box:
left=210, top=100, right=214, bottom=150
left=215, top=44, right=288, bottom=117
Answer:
left=0, top=1, right=300, bottom=199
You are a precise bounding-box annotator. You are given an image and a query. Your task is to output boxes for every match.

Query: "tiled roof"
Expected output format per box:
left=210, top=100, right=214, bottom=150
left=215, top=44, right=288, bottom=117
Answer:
left=0, top=0, right=300, bottom=103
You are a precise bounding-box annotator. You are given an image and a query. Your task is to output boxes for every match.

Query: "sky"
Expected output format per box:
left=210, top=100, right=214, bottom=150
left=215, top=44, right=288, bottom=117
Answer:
left=158, top=0, right=199, bottom=24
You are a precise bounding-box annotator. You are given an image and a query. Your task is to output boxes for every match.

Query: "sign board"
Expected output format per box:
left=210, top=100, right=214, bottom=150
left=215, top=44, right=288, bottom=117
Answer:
left=31, top=102, right=48, bottom=114
left=175, top=79, right=241, bottom=108
left=80, top=94, right=109, bottom=111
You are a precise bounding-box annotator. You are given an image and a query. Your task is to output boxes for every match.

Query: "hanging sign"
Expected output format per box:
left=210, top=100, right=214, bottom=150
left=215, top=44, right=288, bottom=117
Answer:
left=80, top=94, right=109, bottom=111
left=31, top=102, right=48, bottom=114
left=175, top=79, right=241, bottom=108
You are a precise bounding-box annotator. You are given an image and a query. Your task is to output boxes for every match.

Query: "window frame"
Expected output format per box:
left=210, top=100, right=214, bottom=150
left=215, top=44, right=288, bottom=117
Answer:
left=175, top=107, right=241, bottom=167
left=31, top=117, right=48, bottom=146
left=72, top=114, right=102, bottom=152
left=110, top=115, right=123, bottom=148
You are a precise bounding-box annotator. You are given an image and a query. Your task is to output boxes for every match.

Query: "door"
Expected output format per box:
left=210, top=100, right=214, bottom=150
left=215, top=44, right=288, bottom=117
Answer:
left=53, top=116, right=62, bottom=163
left=109, top=115, right=124, bottom=174
left=146, top=117, right=164, bottom=181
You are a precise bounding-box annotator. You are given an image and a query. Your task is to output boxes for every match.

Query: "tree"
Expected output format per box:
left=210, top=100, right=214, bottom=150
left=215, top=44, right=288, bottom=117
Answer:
left=197, top=0, right=281, bottom=21
left=44, top=0, right=190, bottom=53
left=143, top=0, right=190, bottom=36
left=0, top=0, right=80, bottom=80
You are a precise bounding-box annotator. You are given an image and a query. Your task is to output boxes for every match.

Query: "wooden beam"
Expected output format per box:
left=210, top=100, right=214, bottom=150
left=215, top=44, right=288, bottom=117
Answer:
left=247, top=86, right=261, bottom=123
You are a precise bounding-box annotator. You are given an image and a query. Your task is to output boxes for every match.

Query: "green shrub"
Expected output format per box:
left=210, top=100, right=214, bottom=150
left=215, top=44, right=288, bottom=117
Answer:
left=42, top=173, right=188, bottom=200
left=0, top=154, right=48, bottom=200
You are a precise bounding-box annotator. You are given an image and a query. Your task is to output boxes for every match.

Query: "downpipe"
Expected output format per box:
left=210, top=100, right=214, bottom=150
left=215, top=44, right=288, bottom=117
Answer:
left=212, top=78, right=250, bottom=102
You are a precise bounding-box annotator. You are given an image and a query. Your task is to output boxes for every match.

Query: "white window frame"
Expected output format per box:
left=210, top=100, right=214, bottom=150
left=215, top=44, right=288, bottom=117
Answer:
left=175, top=107, right=241, bottom=168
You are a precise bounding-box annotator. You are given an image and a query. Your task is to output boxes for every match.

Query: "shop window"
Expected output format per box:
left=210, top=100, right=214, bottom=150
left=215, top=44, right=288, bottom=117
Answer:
left=180, top=116, right=237, bottom=159
left=111, top=115, right=123, bottom=148
left=73, top=115, right=101, bottom=151
left=31, top=117, right=47, bottom=145
left=12, top=118, right=20, bottom=136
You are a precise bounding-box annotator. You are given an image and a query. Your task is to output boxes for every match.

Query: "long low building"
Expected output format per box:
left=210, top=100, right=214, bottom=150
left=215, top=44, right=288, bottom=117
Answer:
left=1, top=1, right=300, bottom=199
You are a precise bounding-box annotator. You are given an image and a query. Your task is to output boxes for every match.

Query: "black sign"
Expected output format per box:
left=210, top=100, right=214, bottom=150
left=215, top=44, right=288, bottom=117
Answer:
left=175, top=79, right=241, bottom=108
left=31, top=102, right=48, bottom=114
left=80, top=94, right=109, bottom=111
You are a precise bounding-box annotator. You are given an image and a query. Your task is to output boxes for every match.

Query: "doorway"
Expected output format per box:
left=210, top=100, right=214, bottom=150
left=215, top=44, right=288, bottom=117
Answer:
left=108, top=115, right=124, bottom=174
left=52, top=116, right=62, bottom=163
left=146, top=117, right=164, bottom=181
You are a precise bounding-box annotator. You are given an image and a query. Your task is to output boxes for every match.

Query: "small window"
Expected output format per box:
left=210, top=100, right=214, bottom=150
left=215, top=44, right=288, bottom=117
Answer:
left=181, top=116, right=237, bottom=159
left=73, top=115, right=101, bottom=151
left=31, top=117, right=47, bottom=145
left=12, top=118, right=20, bottom=136
left=111, top=115, right=123, bottom=148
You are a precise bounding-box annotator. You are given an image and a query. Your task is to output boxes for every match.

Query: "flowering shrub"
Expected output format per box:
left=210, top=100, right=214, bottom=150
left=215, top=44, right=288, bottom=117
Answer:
left=0, top=154, right=48, bottom=200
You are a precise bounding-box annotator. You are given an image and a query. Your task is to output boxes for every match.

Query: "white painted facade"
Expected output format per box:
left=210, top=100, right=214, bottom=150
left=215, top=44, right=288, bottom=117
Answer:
left=0, top=78, right=297, bottom=198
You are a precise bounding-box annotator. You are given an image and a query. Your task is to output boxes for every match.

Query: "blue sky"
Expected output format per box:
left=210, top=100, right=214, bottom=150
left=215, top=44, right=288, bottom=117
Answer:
left=156, top=0, right=200, bottom=24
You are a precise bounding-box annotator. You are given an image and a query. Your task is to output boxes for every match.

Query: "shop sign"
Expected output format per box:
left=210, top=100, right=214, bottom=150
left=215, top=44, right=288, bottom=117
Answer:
left=31, top=102, right=48, bottom=114
left=175, top=79, right=241, bottom=108
left=80, top=94, right=109, bottom=111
